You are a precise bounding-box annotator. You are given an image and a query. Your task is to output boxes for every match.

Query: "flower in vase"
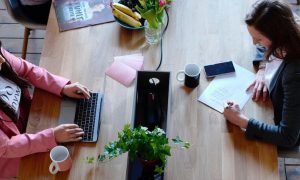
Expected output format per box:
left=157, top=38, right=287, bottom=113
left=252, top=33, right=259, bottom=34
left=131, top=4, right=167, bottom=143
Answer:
left=159, top=0, right=166, bottom=7
left=135, top=0, right=172, bottom=29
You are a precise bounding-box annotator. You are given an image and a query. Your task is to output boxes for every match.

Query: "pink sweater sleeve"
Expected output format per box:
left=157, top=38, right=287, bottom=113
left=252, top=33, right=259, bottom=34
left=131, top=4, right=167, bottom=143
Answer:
left=0, top=128, right=57, bottom=158
left=1, top=48, right=70, bottom=96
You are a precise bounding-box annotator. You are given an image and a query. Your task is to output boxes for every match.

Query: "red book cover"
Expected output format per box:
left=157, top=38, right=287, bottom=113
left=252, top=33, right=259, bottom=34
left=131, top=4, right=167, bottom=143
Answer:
left=54, top=0, right=115, bottom=31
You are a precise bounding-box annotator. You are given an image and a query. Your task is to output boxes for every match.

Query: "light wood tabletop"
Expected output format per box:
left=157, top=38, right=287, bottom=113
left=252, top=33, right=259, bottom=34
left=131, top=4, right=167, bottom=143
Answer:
left=18, top=0, right=279, bottom=179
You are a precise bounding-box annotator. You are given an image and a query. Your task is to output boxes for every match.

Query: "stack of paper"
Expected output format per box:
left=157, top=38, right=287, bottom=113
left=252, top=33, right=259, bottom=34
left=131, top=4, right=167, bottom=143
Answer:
left=198, top=63, right=255, bottom=113
left=105, top=54, right=144, bottom=87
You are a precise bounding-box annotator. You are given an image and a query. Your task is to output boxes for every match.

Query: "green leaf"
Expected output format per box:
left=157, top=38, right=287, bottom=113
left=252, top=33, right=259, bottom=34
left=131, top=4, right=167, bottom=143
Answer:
left=98, top=155, right=106, bottom=162
left=172, top=136, right=183, bottom=144
left=183, top=142, right=191, bottom=149
left=138, top=0, right=146, bottom=8
left=165, top=4, right=171, bottom=9
left=154, top=165, right=164, bottom=175
left=84, top=156, right=95, bottom=164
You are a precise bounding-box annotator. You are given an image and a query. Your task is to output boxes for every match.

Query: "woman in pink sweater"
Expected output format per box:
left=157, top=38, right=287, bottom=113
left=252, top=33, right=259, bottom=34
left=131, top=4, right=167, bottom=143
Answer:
left=0, top=41, right=90, bottom=178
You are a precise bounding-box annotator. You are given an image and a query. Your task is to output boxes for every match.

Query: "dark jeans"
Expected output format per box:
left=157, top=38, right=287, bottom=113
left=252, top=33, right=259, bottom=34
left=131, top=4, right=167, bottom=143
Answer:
left=19, top=0, right=52, bottom=24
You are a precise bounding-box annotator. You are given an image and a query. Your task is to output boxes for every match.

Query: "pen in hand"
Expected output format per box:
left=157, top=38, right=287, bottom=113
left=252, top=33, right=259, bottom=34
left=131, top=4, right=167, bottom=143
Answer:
left=223, top=101, right=234, bottom=109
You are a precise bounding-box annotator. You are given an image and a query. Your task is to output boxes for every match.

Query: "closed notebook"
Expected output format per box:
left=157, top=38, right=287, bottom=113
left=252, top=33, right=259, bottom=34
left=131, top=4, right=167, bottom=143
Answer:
left=105, top=54, right=144, bottom=87
left=114, top=55, right=144, bottom=70
left=114, top=53, right=143, bottom=59
left=105, top=61, right=137, bottom=87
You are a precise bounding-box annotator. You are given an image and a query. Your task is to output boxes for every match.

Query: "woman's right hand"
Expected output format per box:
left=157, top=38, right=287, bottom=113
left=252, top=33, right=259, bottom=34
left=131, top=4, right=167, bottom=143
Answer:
left=53, top=124, right=84, bottom=143
left=246, top=69, right=268, bottom=101
left=223, top=101, right=249, bottom=129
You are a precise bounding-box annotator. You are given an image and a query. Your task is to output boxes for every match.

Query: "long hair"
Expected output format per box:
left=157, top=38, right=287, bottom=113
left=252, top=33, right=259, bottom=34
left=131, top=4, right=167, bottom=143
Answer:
left=0, top=41, right=30, bottom=122
left=245, top=0, right=300, bottom=60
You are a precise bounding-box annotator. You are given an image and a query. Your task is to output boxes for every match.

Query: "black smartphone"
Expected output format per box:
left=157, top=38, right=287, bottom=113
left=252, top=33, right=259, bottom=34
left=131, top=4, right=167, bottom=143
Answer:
left=204, top=61, right=235, bottom=78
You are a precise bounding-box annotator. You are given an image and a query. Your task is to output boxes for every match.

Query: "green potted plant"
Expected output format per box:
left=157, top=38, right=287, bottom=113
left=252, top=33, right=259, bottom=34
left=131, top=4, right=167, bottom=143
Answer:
left=85, top=124, right=189, bottom=175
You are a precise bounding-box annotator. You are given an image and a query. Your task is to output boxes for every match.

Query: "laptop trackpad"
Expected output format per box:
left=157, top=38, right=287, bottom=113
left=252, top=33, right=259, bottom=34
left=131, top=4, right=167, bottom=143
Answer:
left=58, top=98, right=77, bottom=124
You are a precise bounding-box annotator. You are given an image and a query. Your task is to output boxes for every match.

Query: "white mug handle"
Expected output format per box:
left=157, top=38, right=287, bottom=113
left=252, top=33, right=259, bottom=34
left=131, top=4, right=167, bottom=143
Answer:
left=176, top=70, right=185, bottom=82
left=49, top=161, right=59, bottom=175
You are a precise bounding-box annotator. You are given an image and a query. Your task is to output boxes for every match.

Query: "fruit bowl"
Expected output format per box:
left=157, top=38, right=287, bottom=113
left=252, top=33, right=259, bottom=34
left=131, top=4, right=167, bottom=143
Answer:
left=111, top=2, right=144, bottom=30
left=114, top=16, right=145, bottom=30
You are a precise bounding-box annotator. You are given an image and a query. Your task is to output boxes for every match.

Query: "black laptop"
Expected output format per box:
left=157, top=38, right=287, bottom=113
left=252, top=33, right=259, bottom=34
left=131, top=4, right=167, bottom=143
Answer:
left=58, top=92, right=103, bottom=142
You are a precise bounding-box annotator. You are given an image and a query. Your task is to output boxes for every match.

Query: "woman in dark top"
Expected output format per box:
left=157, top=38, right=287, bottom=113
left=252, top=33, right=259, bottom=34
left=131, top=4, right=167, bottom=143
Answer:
left=224, top=0, right=300, bottom=148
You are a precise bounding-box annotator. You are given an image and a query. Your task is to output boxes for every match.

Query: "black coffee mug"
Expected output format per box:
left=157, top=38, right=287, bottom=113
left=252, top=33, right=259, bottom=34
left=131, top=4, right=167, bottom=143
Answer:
left=176, top=64, right=200, bottom=88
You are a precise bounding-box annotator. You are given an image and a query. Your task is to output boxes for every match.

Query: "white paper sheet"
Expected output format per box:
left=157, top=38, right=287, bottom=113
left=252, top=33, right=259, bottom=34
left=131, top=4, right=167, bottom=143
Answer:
left=198, top=63, right=255, bottom=113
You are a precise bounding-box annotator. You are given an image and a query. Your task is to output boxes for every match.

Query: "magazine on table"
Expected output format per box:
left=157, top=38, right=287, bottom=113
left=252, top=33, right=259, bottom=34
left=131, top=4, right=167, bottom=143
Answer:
left=54, top=0, right=115, bottom=31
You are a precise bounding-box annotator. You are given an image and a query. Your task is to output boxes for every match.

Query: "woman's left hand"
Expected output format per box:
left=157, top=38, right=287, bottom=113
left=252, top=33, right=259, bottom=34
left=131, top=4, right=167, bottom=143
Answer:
left=61, top=82, right=91, bottom=99
left=246, top=69, right=268, bottom=102
left=223, top=101, right=249, bottom=129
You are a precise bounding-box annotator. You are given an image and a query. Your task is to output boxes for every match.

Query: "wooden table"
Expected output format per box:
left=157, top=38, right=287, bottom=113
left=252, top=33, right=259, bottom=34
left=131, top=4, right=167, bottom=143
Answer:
left=18, top=0, right=279, bottom=179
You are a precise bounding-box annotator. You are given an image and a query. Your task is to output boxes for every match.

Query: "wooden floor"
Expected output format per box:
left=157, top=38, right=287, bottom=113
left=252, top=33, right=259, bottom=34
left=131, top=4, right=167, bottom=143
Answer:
left=1, top=1, right=300, bottom=180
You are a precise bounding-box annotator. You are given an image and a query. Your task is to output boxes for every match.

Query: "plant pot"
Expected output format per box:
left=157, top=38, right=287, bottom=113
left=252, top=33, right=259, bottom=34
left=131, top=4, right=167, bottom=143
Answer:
left=140, top=158, right=160, bottom=167
left=139, top=158, right=162, bottom=180
left=134, top=71, right=170, bottom=131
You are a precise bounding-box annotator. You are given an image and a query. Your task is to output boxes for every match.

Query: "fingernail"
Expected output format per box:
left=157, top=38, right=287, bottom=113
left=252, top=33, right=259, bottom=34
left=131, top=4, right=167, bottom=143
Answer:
left=76, top=90, right=82, bottom=94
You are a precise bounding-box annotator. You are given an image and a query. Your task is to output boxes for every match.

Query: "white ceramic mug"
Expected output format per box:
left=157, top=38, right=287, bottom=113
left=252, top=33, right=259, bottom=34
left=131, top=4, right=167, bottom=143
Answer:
left=49, top=146, right=72, bottom=174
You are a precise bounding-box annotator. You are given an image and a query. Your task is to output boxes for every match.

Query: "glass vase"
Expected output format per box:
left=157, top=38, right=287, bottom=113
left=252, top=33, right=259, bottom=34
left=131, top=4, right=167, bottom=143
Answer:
left=144, top=20, right=163, bottom=45
left=144, top=11, right=167, bottom=45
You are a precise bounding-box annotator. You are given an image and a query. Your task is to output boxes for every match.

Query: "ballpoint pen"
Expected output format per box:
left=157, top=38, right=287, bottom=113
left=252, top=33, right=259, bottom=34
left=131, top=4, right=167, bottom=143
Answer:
left=224, top=102, right=233, bottom=109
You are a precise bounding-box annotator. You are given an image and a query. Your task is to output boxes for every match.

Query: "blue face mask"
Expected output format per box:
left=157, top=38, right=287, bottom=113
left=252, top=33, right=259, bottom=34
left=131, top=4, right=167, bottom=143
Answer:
left=256, top=44, right=267, bottom=51
left=254, top=44, right=267, bottom=61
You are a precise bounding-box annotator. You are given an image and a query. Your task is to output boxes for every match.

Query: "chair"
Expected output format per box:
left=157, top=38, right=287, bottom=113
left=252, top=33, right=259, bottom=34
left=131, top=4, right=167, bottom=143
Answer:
left=278, top=147, right=300, bottom=179
left=278, top=146, right=300, bottom=159
left=3, top=0, right=46, bottom=60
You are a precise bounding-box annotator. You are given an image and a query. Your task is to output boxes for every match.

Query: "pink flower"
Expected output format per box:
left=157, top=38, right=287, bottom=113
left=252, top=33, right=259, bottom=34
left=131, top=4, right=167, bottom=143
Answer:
left=159, top=0, right=166, bottom=7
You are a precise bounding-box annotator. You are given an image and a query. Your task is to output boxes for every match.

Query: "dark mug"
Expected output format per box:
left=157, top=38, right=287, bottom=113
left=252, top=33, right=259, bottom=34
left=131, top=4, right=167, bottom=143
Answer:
left=176, top=64, right=200, bottom=88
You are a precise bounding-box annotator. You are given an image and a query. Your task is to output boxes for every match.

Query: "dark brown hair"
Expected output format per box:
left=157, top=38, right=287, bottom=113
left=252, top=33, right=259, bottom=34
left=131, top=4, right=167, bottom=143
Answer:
left=245, top=0, right=300, bottom=60
left=0, top=41, right=30, bottom=122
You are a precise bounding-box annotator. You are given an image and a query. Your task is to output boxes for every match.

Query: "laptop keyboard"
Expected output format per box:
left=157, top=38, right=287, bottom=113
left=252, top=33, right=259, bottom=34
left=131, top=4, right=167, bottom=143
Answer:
left=74, top=92, right=102, bottom=142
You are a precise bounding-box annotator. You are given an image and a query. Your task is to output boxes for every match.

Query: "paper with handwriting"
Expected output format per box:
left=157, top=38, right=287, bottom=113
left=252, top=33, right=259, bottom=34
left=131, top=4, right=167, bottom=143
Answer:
left=198, top=63, right=255, bottom=113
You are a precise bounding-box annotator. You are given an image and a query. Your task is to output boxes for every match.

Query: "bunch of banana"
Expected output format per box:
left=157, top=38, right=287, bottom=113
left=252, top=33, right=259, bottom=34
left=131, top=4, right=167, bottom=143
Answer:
left=112, top=3, right=142, bottom=28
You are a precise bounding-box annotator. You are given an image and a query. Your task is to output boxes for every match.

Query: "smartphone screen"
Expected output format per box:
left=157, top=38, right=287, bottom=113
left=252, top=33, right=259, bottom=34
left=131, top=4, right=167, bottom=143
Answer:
left=204, top=61, right=235, bottom=78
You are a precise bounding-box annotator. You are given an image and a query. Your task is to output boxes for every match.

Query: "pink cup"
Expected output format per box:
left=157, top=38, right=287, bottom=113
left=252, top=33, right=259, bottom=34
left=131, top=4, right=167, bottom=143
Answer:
left=49, top=146, right=72, bottom=174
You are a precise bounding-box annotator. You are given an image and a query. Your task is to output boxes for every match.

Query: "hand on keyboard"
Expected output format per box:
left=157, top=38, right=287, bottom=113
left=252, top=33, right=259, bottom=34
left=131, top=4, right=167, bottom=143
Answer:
left=53, top=124, right=84, bottom=143
left=62, top=82, right=91, bottom=99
